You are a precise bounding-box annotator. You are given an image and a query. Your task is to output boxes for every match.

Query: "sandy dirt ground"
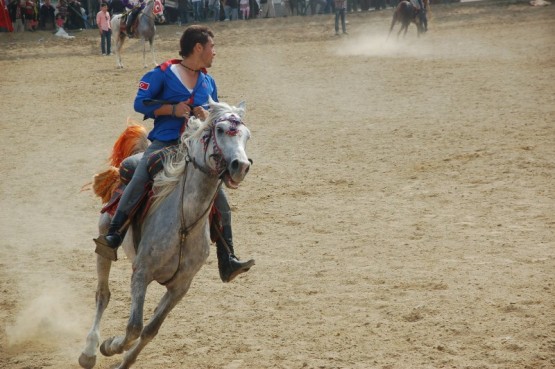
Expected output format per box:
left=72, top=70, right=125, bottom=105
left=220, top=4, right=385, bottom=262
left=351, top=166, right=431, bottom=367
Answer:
left=1, top=1, right=554, bottom=368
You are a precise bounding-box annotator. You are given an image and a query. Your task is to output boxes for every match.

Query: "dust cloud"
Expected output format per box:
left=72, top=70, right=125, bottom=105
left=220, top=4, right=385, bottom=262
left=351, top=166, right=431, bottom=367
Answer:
left=335, top=31, right=515, bottom=61
left=5, top=274, right=88, bottom=347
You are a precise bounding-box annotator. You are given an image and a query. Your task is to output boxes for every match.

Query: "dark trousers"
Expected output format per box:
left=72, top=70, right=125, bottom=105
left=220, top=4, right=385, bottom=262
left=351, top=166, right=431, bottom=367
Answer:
left=335, top=9, right=345, bottom=33
left=100, top=29, right=112, bottom=54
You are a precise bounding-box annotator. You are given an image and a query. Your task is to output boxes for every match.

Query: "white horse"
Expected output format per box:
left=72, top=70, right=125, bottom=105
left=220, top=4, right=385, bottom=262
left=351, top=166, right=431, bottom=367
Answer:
left=111, top=0, right=165, bottom=69
left=78, top=99, right=252, bottom=369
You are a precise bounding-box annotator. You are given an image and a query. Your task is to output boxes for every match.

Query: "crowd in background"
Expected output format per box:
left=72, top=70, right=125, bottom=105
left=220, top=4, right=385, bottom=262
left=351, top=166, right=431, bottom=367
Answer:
left=164, top=0, right=402, bottom=23
left=0, top=0, right=406, bottom=33
left=2, top=0, right=89, bottom=31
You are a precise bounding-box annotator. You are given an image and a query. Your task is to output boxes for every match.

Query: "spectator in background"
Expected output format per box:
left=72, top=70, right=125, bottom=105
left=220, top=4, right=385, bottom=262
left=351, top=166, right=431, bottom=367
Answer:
left=24, top=0, right=37, bottom=30
left=283, top=0, right=294, bottom=16
left=96, top=2, right=111, bottom=55
left=210, top=0, right=221, bottom=21
left=310, top=0, right=325, bottom=14
left=334, top=0, right=346, bottom=35
left=55, top=13, right=64, bottom=28
left=347, top=0, right=357, bottom=12
left=239, top=0, right=248, bottom=19
left=374, top=0, right=385, bottom=10
left=248, top=0, right=259, bottom=18
left=415, top=0, right=427, bottom=31
left=223, top=0, right=237, bottom=20
left=177, top=0, right=189, bottom=24
left=7, top=0, right=25, bottom=32
left=260, top=0, right=274, bottom=17
left=109, top=0, right=126, bottom=15
left=66, top=0, right=85, bottom=29
left=192, top=0, right=202, bottom=21
left=56, top=0, right=68, bottom=25
left=39, top=0, right=55, bottom=29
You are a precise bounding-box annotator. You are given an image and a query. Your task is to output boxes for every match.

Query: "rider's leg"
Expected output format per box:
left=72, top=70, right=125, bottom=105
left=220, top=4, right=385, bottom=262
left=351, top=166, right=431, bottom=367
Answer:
left=94, top=140, right=176, bottom=256
left=214, top=189, right=255, bottom=282
left=126, top=8, right=139, bottom=36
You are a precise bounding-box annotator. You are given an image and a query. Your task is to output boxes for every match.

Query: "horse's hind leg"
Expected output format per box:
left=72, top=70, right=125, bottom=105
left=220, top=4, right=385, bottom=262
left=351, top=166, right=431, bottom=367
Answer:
left=116, top=35, right=125, bottom=69
left=79, top=215, right=114, bottom=369
left=401, top=22, right=409, bottom=38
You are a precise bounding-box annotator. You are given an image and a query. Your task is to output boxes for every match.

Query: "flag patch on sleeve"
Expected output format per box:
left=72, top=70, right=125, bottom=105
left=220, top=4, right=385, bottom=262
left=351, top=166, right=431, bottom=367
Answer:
left=139, top=81, right=150, bottom=90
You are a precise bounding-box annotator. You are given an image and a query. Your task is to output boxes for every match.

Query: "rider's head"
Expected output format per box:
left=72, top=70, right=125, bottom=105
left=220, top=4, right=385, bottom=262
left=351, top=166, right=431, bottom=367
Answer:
left=179, top=25, right=215, bottom=59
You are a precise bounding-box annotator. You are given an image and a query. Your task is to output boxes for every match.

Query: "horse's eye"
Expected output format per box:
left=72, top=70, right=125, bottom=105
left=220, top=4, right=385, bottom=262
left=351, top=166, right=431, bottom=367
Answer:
left=216, top=127, right=225, bottom=135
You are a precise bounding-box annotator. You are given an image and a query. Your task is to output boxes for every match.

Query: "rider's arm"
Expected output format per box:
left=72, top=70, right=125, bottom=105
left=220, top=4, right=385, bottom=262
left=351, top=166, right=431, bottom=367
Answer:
left=134, top=68, right=165, bottom=119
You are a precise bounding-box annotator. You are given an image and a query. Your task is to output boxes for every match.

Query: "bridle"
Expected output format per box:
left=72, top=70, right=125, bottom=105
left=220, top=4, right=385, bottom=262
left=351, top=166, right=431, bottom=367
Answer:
left=139, top=0, right=165, bottom=22
left=160, top=114, right=247, bottom=285
left=188, top=114, right=247, bottom=180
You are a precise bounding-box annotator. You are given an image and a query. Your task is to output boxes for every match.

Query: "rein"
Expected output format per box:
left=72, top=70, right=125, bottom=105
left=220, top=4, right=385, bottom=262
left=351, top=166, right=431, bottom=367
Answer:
left=160, top=158, right=222, bottom=286
left=159, top=130, right=222, bottom=286
left=159, top=114, right=246, bottom=285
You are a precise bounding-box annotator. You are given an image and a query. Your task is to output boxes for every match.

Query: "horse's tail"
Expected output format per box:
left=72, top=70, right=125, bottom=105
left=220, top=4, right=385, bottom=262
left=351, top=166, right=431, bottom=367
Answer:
left=109, top=121, right=148, bottom=167
left=92, top=167, right=120, bottom=203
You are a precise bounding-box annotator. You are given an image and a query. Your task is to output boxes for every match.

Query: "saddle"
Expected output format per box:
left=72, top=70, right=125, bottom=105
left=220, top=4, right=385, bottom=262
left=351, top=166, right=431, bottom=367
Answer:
left=120, top=11, right=139, bottom=36
left=100, top=146, right=172, bottom=219
left=98, top=147, right=222, bottom=256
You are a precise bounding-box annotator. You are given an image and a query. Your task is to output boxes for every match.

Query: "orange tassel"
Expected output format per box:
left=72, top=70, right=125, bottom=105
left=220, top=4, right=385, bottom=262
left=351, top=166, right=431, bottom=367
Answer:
left=90, top=121, right=148, bottom=203
left=92, top=167, right=121, bottom=203
left=109, top=122, right=148, bottom=168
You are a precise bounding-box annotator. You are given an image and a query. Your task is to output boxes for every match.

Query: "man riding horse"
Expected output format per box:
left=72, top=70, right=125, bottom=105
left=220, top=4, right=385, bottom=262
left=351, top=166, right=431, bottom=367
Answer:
left=94, top=25, right=254, bottom=283
left=124, top=0, right=144, bottom=37
left=412, top=0, right=427, bottom=32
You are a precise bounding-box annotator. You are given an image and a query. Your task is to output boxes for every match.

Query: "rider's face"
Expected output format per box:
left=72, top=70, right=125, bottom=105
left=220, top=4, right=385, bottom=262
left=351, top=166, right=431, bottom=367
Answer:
left=200, top=37, right=215, bottom=68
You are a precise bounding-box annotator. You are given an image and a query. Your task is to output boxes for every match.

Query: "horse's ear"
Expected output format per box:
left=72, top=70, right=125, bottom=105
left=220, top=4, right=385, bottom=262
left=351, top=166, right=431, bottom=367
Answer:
left=236, top=101, right=246, bottom=118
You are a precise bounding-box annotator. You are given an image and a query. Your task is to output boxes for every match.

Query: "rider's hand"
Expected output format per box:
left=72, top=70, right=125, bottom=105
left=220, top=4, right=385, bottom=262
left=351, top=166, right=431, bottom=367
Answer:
left=192, top=106, right=208, bottom=121
left=174, top=102, right=192, bottom=119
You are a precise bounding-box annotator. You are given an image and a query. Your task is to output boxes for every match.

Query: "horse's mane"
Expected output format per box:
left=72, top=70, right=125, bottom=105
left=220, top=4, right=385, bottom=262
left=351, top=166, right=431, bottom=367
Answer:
left=149, top=99, right=245, bottom=211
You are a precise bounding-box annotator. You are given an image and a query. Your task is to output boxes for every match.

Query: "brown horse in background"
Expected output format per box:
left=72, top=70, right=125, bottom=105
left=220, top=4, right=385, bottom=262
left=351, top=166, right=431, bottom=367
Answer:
left=388, top=0, right=426, bottom=39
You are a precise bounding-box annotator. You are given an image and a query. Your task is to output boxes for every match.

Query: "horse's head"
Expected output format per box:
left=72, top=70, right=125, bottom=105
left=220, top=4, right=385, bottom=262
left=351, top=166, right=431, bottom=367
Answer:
left=152, top=0, right=165, bottom=23
left=186, top=99, right=251, bottom=189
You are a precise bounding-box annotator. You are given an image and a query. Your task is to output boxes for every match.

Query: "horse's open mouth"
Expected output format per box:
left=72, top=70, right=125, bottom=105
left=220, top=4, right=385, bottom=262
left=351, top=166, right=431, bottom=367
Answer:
left=222, top=172, right=240, bottom=189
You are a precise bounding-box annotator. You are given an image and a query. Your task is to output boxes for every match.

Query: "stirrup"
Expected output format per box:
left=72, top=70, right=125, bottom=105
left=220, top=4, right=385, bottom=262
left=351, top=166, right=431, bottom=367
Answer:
left=93, top=236, right=118, bottom=261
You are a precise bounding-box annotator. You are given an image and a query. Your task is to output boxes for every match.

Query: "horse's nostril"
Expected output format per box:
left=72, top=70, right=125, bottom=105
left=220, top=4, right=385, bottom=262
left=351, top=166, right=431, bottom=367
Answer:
left=231, top=159, right=240, bottom=171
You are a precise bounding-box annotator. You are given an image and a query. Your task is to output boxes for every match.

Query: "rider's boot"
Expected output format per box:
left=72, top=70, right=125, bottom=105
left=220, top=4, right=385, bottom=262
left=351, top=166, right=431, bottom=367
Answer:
left=126, top=14, right=134, bottom=38
left=93, top=210, right=128, bottom=261
left=216, top=225, right=255, bottom=283
left=126, top=23, right=133, bottom=38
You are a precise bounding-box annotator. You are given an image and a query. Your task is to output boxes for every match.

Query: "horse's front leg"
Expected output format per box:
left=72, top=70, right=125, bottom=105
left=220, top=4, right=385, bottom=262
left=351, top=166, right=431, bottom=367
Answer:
left=99, top=268, right=148, bottom=358
left=149, top=38, right=157, bottom=67
left=387, top=18, right=396, bottom=41
left=118, top=282, right=192, bottom=369
left=79, top=254, right=113, bottom=369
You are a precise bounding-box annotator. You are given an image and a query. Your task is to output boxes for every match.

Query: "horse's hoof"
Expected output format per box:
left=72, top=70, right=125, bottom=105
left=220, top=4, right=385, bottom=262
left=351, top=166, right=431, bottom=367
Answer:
left=100, top=337, right=117, bottom=357
left=78, top=352, right=96, bottom=369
